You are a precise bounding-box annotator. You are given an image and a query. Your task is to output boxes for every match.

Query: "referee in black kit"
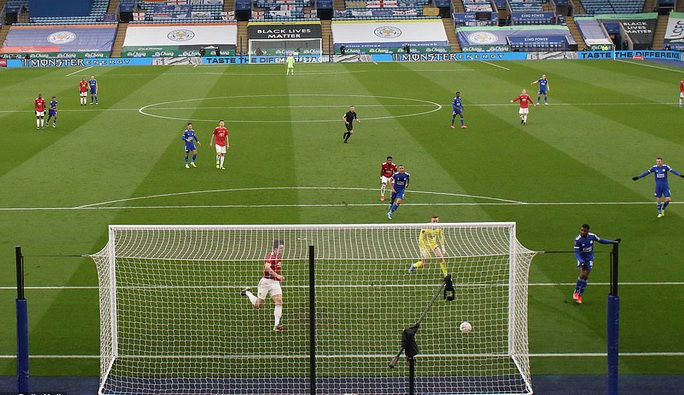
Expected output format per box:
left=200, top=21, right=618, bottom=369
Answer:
left=342, top=105, right=361, bottom=143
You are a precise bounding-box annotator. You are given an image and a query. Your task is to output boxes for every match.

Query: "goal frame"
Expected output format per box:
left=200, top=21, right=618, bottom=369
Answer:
left=92, top=222, right=535, bottom=395
left=248, top=38, right=323, bottom=62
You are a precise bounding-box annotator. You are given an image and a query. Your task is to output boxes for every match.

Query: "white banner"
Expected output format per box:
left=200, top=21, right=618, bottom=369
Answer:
left=331, top=19, right=448, bottom=44
left=123, top=24, right=238, bottom=46
left=665, top=12, right=684, bottom=41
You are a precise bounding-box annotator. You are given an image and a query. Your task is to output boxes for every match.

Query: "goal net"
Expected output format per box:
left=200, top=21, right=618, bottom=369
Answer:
left=91, top=223, right=536, bottom=395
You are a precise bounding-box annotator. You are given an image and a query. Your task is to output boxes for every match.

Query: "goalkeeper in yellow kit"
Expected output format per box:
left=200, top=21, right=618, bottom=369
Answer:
left=409, top=215, right=448, bottom=275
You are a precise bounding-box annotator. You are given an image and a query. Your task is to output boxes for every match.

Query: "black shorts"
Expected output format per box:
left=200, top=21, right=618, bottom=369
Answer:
left=345, top=123, right=353, bottom=132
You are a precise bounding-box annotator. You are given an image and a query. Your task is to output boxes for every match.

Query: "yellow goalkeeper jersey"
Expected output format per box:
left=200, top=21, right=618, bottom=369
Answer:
left=419, top=227, right=444, bottom=250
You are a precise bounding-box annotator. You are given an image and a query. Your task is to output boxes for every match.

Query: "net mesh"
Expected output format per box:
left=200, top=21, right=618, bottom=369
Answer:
left=92, top=223, right=535, bottom=395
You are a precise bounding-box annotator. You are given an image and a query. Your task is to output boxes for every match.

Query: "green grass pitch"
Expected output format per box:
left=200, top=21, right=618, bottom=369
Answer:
left=1, top=59, right=684, bottom=379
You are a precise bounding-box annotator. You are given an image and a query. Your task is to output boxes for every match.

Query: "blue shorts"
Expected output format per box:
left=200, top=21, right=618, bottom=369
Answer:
left=577, top=259, right=593, bottom=271
left=185, top=143, right=196, bottom=152
left=391, top=189, right=406, bottom=200
left=654, top=183, right=671, bottom=198
left=452, top=109, right=463, bottom=116
left=90, top=89, right=97, bottom=94
left=48, top=110, right=57, bottom=117
left=539, top=89, right=547, bottom=95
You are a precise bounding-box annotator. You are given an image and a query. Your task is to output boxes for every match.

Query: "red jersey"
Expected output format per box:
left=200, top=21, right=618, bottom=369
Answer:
left=381, top=161, right=397, bottom=177
left=680, top=80, right=684, bottom=93
left=35, top=97, right=46, bottom=112
left=513, top=94, right=533, bottom=109
left=263, top=250, right=282, bottom=281
left=213, top=127, right=228, bottom=147
left=79, top=80, right=88, bottom=93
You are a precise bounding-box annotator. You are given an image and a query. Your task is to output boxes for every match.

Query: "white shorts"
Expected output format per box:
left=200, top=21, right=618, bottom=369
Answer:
left=518, top=108, right=529, bottom=115
left=80, top=92, right=87, bottom=97
left=36, top=111, right=45, bottom=117
left=381, top=175, right=392, bottom=185
left=257, top=277, right=282, bottom=300
left=215, top=144, right=226, bottom=154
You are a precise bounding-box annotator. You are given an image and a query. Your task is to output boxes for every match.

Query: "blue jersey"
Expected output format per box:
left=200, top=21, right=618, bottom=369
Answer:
left=391, top=172, right=410, bottom=190
left=89, top=79, right=98, bottom=94
left=573, top=232, right=612, bottom=265
left=638, top=164, right=681, bottom=198
left=452, top=97, right=464, bottom=114
left=638, top=164, right=681, bottom=184
left=537, top=78, right=548, bottom=93
left=48, top=100, right=58, bottom=116
left=182, top=129, right=199, bottom=150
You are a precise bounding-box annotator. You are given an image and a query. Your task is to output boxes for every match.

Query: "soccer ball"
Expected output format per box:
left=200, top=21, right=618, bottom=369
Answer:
left=459, top=321, right=472, bottom=333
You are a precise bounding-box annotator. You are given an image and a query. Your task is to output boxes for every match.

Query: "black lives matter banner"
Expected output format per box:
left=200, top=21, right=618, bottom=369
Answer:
left=248, top=24, right=322, bottom=40
left=621, top=19, right=657, bottom=50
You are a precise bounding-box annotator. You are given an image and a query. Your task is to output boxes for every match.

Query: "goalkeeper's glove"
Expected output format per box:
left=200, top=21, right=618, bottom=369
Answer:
left=614, top=238, right=621, bottom=244
left=632, top=176, right=639, bottom=181
left=680, top=175, right=684, bottom=178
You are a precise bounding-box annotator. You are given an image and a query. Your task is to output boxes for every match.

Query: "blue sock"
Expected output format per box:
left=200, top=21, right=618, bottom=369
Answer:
left=663, top=201, right=670, bottom=209
left=390, top=203, right=398, bottom=213
left=577, top=278, right=588, bottom=295
left=460, top=118, right=465, bottom=126
left=192, top=154, right=197, bottom=162
left=185, top=156, right=189, bottom=164
left=657, top=203, right=663, bottom=213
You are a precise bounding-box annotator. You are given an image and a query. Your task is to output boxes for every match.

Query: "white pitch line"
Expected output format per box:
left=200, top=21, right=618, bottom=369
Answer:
left=65, top=66, right=93, bottom=77
left=0, top=352, right=682, bottom=359
left=482, top=61, right=510, bottom=70
left=0, top=201, right=672, bottom=212
left=615, top=58, right=684, bottom=73
left=1, top=282, right=682, bottom=291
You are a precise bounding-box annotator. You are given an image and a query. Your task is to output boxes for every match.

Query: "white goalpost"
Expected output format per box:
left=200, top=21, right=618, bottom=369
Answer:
left=248, top=38, right=323, bottom=61
left=91, top=223, right=536, bottom=395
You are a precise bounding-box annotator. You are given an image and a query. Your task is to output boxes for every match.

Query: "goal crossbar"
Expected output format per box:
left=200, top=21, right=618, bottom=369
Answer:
left=91, top=222, right=536, bottom=395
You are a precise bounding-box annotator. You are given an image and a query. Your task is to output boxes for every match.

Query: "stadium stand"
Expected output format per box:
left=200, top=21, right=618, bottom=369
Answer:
left=334, top=0, right=430, bottom=18
left=136, top=1, right=226, bottom=22
left=28, top=0, right=110, bottom=24
left=579, top=0, right=645, bottom=15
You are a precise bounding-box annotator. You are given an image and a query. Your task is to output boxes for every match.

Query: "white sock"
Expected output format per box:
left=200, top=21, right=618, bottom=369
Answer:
left=41, top=119, right=44, bottom=127
left=220, top=156, right=224, bottom=167
left=523, top=115, right=527, bottom=123
left=381, top=184, right=385, bottom=196
left=274, top=305, right=282, bottom=326
left=245, top=291, right=257, bottom=306
left=36, top=119, right=40, bottom=128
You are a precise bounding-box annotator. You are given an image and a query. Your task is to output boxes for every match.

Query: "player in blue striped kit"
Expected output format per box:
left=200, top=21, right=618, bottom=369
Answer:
left=387, top=165, right=409, bottom=220
left=531, top=74, right=549, bottom=105
left=451, top=91, right=467, bottom=129
left=632, top=157, right=684, bottom=218
left=573, top=224, right=620, bottom=304
left=182, top=123, right=201, bottom=168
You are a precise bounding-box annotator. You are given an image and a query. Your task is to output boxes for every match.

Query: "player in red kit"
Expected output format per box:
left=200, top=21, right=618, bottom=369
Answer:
left=79, top=77, right=88, bottom=106
left=34, top=93, right=46, bottom=129
left=241, top=240, right=286, bottom=332
left=209, top=119, right=230, bottom=170
left=380, top=155, right=397, bottom=201
left=679, top=77, right=684, bottom=108
left=511, top=88, right=535, bottom=125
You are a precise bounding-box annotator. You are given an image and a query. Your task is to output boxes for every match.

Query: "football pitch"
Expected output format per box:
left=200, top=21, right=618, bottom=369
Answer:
left=1, top=58, right=684, bottom=386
